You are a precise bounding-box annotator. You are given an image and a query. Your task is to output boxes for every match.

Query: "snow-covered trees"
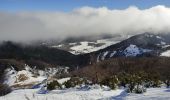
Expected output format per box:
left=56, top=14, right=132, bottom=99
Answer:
left=47, top=80, right=62, bottom=90
left=63, top=77, right=89, bottom=88
left=100, top=75, right=119, bottom=89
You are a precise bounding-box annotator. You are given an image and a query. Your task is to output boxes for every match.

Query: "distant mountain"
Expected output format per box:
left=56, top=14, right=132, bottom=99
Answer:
left=89, top=33, right=170, bottom=61
left=1, top=33, right=170, bottom=71
left=0, top=41, right=85, bottom=69
left=38, top=34, right=128, bottom=55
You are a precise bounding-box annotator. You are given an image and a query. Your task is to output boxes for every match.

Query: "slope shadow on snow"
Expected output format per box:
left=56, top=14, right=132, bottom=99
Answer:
left=49, top=88, right=83, bottom=94
left=165, top=89, right=170, bottom=92
left=109, top=91, right=128, bottom=100
left=49, top=89, right=71, bottom=94
left=49, top=87, right=92, bottom=95
left=99, top=90, right=128, bottom=100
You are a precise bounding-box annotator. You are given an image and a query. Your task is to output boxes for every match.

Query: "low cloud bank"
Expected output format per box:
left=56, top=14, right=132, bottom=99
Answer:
left=0, top=5, right=170, bottom=41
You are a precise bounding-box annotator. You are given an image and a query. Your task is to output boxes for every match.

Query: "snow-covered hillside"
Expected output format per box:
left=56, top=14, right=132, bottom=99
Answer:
left=51, top=37, right=123, bottom=55
left=97, top=44, right=152, bottom=61
left=0, top=86, right=169, bottom=100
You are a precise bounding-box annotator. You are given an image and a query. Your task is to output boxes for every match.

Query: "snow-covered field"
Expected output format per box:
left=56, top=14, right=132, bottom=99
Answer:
left=69, top=39, right=120, bottom=54
left=0, top=87, right=169, bottom=100
left=52, top=37, right=122, bottom=55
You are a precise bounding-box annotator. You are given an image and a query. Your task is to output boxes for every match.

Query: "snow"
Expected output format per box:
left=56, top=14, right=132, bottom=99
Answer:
left=161, top=50, right=170, bottom=57
left=69, top=43, right=77, bottom=45
left=1, top=87, right=170, bottom=100
left=145, top=34, right=153, bottom=38
left=51, top=44, right=63, bottom=48
left=124, top=45, right=141, bottom=57
left=0, top=86, right=123, bottom=100
left=57, top=77, right=70, bottom=84
left=124, top=44, right=152, bottom=57
left=142, top=49, right=152, bottom=53
left=69, top=38, right=120, bottom=55
left=50, top=36, right=129, bottom=55
left=161, top=41, right=166, bottom=45
left=4, top=67, right=17, bottom=86
left=4, top=67, right=46, bottom=86
left=125, top=87, right=170, bottom=100
left=101, top=51, right=109, bottom=60
left=156, top=36, right=162, bottom=39
left=162, top=45, right=170, bottom=48
left=4, top=65, right=70, bottom=87
left=16, top=70, right=45, bottom=85
left=110, top=51, right=117, bottom=57
left=70, top=41, right=93, bottom=54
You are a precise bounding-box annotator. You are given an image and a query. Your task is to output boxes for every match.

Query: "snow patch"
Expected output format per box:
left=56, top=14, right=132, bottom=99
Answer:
left=110, top=51, right=117, bottom=57
left=161, top=50, right=170, bottom=57
left=156, top=36, right=162, bottom=39
left=124, top=44, right=141, bottom=57
left=124, top=44, right=152, bottom=57
left=69, top=38, right=120, bottom=55
left=101, top=51, right=109, bottom=60
left=57, top=77, right=71, bottom=84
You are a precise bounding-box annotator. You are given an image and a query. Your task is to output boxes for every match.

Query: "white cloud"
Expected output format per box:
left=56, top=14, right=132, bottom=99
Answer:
left=0, top=5, right=170, bottom=42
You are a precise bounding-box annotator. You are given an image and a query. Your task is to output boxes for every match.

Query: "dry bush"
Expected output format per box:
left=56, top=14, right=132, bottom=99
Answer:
left=72, top=57, right=170, bottom=87
left=12, top=83, right=37, bottom=89
left=17, top=74, right=29, bottom=82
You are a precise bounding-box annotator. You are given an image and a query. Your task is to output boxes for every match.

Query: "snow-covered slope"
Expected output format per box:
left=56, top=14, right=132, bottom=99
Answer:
left=97, top=44, right=152, bottom=61
left=0, top=86, right=169, bottom=100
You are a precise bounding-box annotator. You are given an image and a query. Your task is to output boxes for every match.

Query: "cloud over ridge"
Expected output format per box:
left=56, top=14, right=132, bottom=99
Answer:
left=0, top=5, right=170, bottom=41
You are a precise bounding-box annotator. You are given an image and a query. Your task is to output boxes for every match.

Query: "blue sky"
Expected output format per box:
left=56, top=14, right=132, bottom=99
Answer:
left=0, top=0, right=170, bottom=12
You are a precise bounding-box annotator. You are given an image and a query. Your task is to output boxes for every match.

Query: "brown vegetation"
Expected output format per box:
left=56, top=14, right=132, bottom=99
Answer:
left=72, top=57, right=170, bottom=87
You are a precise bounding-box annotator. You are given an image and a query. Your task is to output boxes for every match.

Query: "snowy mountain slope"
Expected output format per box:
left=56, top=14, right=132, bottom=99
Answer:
left=89, top=33, right=170, bottom=61
left=42, top=33, right=170, bottom=63
left=96, top=44, right=153, bottom=61
left=24, top=33, right=170, bottom=58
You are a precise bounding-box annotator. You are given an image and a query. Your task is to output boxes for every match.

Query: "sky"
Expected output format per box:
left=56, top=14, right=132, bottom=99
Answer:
left=1, top=0, right=170, bottom=42
left=1, top=0, right=170, bottom=12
